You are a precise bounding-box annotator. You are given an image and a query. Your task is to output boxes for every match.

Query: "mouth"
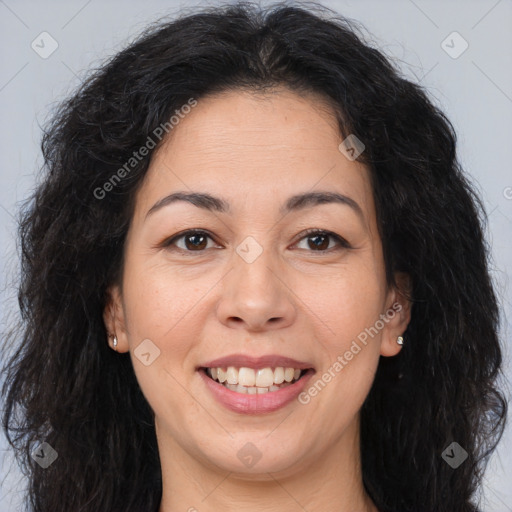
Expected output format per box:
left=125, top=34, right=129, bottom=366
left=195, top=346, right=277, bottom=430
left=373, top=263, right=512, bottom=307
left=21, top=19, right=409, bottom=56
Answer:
left=198, top=365, right=316, bottom=414
left=198, top=366, right=315, bottom=395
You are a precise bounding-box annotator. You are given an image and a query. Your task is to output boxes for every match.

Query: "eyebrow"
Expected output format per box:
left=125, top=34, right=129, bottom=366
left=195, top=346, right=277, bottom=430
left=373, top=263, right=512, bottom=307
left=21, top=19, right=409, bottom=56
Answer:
left=145, top=190, right=364, bottom=222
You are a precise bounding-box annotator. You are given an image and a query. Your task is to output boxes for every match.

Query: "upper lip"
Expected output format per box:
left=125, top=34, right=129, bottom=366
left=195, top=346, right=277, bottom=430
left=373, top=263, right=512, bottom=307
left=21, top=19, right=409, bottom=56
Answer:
left=198, top=354, right=315, bottom=370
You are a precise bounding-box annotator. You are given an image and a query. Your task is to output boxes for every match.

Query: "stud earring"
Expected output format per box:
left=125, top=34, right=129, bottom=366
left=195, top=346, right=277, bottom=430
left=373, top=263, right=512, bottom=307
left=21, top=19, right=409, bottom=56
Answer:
left=397, top=335, right=404, bottom=345
left=108, top=332, right=118, bottom=351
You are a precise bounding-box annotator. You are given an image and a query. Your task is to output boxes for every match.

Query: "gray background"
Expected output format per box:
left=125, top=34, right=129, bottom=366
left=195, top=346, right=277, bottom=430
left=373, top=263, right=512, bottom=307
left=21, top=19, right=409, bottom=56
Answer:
left=0, top=0, right=511, bottom=510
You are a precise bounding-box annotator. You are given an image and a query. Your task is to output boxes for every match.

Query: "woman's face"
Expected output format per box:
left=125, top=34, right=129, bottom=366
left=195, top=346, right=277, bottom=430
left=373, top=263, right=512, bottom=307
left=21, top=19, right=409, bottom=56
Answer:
left=106, top=88, right=410, bottom=478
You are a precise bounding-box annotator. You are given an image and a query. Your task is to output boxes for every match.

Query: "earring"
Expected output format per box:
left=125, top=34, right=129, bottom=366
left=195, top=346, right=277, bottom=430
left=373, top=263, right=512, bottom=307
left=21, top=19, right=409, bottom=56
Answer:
left=397, top=335, right=404, bottom=345
left=108, top=332, right=118, bottom=351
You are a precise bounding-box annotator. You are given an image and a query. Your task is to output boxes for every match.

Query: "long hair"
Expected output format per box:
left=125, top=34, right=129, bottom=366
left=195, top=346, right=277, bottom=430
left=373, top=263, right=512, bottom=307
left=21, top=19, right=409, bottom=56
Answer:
left=1, top=2, right=507, bottom=511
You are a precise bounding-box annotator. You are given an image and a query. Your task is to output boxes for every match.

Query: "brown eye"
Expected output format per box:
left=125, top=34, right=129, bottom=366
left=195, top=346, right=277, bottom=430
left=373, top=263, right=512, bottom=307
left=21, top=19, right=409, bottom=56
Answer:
left=163, top=230, right=216, bottom=252
left=162, top=229, right=349, bottom=254
left=295, top=229, right=350, bottom=252
left=307, top=233, right=330, bottom=251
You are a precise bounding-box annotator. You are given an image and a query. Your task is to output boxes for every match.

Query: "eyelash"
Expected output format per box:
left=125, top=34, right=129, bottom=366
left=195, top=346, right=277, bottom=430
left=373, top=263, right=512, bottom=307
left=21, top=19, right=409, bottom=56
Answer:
left=160, top=228, right=351, bottom=254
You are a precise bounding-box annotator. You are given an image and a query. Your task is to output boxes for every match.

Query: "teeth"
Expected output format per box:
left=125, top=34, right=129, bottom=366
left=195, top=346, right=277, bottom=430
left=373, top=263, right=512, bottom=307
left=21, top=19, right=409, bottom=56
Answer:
left=226, top=366, right=238, bottom=385
left=217, top=368, right=227, bottom=383
left=206, top=365, right=306, bottom=393
left=239, top=367, right=256, bottom=386
left=274, top=366, right=285, bottom=384
left=284, top=367, right=295, bottom=382
left=255, top=368, right=274, bottom=387
left=221, top=382, right=293, bottom=394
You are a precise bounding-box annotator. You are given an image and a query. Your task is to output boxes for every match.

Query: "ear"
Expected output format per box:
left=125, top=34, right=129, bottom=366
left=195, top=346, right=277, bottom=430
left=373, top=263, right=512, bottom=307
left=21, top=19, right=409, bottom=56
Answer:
left=380, top=272, right=412, bottom=357
left=103, top=284, right=129, bottom=353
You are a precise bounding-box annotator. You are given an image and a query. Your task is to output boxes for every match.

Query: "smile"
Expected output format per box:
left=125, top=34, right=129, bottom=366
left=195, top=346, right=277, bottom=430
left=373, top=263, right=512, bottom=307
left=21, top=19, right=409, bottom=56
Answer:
left=198, top=366, right=316, bottom=414
left=204, top=366, right=306, bottom=394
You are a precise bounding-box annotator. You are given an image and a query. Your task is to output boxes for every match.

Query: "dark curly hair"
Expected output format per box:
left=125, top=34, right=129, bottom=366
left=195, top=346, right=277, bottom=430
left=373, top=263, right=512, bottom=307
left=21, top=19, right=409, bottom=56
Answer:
left=1, top=2, right=507, bottom=511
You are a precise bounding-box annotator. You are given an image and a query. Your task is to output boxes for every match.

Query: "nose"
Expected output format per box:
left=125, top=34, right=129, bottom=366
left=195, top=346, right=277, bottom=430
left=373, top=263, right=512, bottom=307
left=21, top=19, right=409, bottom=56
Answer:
left=215, top=247, right=297, bottom=332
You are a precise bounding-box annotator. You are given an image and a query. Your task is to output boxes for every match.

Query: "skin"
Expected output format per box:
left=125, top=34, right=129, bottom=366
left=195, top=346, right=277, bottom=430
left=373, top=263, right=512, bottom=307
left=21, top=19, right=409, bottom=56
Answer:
left=104, top=87, right=411, bottom=512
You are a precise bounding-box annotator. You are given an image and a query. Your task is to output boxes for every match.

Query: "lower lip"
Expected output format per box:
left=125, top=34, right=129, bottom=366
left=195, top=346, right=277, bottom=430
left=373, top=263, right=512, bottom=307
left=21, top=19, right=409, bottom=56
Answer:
left=198, top=368, right=315, bottom=414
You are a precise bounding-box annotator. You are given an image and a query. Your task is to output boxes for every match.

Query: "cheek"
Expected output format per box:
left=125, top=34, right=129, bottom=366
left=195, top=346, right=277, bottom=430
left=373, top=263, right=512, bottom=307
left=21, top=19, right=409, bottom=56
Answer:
left=312, top=263, right=386, bottom=345
left=301, top=260, right=385, bottom=400
left=120, top=259, right=209, bottom=424
left=122, top=255, right=206, bottom=341
left=119, top=260, right=208, bottom=416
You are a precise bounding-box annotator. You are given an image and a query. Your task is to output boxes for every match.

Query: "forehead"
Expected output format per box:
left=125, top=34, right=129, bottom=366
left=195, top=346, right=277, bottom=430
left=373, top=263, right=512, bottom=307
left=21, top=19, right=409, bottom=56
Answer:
left=133, top=88, right=376, bottom=227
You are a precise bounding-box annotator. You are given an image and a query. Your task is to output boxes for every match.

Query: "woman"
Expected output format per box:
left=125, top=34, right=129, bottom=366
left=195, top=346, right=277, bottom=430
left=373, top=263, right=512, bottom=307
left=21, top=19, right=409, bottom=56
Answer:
left=1, top=2, right=507, bottom=511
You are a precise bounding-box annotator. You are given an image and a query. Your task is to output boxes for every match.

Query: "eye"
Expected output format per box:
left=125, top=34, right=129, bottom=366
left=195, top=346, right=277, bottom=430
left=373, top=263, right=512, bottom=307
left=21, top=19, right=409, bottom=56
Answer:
left=294, top=229, right=350, bottom=252
left=161, top=228, right=350, bottom=254
left=162, top=230, right=219, bottom=252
